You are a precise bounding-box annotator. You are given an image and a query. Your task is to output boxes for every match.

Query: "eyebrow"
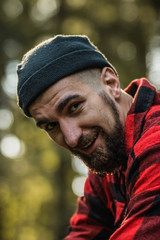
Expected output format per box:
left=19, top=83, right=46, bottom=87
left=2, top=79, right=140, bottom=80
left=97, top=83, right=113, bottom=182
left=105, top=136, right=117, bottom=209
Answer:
left=57, top=94, right=81, bottom=113
left=36, top=94, right=81, bottom=128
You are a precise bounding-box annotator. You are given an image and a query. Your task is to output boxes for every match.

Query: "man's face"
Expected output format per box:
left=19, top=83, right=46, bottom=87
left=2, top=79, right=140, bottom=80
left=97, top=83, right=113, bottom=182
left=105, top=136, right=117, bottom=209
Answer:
left=29, top=75, right=126, bottom=174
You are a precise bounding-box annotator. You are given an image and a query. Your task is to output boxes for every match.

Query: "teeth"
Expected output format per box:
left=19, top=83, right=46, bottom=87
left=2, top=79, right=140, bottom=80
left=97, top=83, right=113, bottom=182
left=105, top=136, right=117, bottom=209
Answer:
left=82, top=135, right=97, bottom=149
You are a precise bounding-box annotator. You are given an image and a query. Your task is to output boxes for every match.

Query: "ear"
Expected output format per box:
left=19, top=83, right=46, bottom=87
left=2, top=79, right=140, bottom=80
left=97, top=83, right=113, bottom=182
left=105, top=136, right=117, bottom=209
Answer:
left=100, top=67, right=121, bottom=100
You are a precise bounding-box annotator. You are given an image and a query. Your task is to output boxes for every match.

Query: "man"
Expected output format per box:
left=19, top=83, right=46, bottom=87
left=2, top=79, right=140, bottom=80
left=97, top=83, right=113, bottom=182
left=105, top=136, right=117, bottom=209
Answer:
left=17, top=35, right=160, bottom=239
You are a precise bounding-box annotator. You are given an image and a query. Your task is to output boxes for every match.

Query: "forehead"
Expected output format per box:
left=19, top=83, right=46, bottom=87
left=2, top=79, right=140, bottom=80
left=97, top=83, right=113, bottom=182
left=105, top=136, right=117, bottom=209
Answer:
left=40, top=75, right=90, bottom=100
left=29, top=75, right=92, bottom=114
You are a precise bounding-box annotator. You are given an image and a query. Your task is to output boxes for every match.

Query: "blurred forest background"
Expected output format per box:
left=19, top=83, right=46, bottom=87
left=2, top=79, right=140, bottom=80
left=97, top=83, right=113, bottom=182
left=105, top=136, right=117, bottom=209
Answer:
left=0, top=0, right=160, bottom=239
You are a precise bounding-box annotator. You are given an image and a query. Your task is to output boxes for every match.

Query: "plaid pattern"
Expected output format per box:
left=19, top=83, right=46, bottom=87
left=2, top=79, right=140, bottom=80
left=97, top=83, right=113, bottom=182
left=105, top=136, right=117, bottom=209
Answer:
left=65, top=78, right=160, bottom=240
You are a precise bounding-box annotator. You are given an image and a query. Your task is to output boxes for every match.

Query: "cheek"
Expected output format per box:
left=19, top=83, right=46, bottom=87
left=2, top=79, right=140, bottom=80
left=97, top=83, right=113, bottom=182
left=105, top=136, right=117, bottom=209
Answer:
left=48, top=131, right=69, bottom=149
left=82, top=107, right=102, bottom=124
left=87, top=108, right=107, bottom=126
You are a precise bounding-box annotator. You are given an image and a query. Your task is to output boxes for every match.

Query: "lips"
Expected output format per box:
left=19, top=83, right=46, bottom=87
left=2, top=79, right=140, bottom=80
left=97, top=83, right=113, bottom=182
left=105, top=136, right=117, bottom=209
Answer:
left=79, top=129, right=100, bottom=153
left=70, top=127, right=101, bottom=155
left=81, top=134, right=98, bottom=150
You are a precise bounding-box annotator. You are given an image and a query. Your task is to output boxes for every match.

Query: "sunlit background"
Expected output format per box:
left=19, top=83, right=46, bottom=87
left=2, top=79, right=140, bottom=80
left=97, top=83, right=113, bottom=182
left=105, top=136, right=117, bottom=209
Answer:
left=0, top=0, right=160, bottom=239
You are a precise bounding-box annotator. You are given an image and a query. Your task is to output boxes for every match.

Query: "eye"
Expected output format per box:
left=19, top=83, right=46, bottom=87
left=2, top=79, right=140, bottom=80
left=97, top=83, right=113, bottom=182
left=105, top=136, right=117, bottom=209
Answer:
left=46, top=122, right=58, bottom=131
left=69, top=102, right=81, bottom=114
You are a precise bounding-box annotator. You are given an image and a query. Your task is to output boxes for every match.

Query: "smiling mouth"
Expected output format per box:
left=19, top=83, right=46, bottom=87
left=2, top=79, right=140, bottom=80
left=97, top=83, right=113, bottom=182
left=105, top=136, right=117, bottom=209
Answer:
left=80, top=130, right=99, bottom=151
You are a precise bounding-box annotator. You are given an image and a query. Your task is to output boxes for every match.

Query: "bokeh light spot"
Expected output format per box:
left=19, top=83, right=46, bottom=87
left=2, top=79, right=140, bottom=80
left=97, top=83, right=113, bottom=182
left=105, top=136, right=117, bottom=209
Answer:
left=72, top=176, right=87, bottom=196
left=31, top=0, right=59, bottom=22
left=146, top=36, right=160, bottom=90
left=1, top=60, right=19, bottom=98
left=0, top=135, right=25, bottom=159
left=3, top=39, right=22, bottom=58
left=2, top=0, right=23, bottom=19
left=0, top=109, right=14, bottom=130
left=117, top=41, right=137, bottom=61
left=119, top=3, right=138, bottom=22
left=71, top=156, right=88, bottom=175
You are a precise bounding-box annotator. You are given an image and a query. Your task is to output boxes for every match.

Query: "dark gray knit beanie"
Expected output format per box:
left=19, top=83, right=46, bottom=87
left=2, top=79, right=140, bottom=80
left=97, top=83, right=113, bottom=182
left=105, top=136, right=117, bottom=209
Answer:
left=17, top=35, right=117, bottom=117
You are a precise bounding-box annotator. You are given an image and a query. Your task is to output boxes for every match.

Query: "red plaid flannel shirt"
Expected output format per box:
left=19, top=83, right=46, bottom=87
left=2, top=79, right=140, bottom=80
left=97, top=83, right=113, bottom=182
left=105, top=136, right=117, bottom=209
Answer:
left=65, top=78, right=160, bottom=239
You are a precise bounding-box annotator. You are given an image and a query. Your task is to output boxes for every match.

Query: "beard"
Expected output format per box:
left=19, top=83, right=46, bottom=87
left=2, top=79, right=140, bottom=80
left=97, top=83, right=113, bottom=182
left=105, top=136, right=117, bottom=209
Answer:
left=70, top=91, right=127, bottom=174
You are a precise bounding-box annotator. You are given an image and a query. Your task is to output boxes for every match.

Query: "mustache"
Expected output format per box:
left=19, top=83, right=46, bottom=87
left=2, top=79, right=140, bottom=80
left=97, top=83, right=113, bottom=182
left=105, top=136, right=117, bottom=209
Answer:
left=70, top=127, right=100, bottom=151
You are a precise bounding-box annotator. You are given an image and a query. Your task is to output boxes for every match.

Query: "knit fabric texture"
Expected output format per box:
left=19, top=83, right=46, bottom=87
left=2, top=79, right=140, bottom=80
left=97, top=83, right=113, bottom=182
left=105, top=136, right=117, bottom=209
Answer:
left=17, top=35, right=117, bottom=117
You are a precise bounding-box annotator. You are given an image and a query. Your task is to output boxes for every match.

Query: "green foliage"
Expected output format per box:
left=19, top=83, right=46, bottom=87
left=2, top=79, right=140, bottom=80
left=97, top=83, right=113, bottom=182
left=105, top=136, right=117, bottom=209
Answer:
left=0, top=0, right=160, bottom=239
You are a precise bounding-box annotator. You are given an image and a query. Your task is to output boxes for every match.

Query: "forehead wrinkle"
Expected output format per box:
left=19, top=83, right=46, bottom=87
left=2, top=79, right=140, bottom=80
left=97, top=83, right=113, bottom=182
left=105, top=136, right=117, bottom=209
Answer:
left=57, top=94, right=81, bottom=113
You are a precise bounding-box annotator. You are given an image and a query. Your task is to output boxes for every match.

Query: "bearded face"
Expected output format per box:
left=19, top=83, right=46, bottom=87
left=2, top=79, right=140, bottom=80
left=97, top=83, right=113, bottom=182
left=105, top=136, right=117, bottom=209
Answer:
left=70, top=92, right=127, bottom=174
left=30, top=75, right=127, bottom=174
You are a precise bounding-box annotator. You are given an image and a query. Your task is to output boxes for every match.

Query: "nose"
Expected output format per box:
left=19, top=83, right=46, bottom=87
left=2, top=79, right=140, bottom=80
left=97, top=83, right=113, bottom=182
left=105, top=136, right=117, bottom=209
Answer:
left=60, top=119, right=82, bottom=148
